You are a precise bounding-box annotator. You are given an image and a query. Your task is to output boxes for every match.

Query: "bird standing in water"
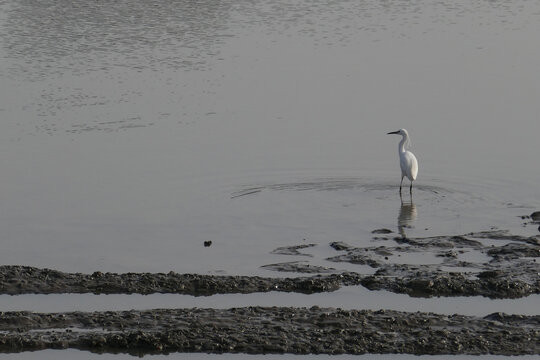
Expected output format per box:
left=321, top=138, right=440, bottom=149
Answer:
left=387, top=129, right=418, bottom=194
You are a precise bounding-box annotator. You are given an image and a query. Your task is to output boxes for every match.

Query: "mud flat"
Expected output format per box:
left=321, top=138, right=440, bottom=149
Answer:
left=0, top=307, right=538, bottom=355
left=327, top=230, right=540, bottom=299
left=0, top=230, right=538, bottom=299
left=0, top=265, right=351, bottom=296
left=0, top=228, right=538, bottom=355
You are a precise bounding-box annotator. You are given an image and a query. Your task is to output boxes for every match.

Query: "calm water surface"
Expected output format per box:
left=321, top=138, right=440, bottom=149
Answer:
left=1, top=0, right=539, bottom=275
left=0, top=0, right=539, bottom=336
left=1, top=0, right=539, bottom=358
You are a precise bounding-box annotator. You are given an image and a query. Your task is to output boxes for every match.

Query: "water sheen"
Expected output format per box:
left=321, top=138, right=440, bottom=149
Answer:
left=0, top=0, right=539, bottom=294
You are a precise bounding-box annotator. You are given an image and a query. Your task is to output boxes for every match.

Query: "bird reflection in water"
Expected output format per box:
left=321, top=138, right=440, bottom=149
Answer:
left=398, top=194, right=417, bottom=239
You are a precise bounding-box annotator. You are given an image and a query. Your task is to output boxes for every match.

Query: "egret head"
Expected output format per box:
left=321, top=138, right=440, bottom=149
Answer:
left=387, top=129, right=408, bottom=136
left=387, top=128, right=412, bottom=149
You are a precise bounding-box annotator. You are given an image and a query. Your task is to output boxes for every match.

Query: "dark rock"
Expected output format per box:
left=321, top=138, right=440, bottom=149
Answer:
left=203, top=241, right=212, bottom=247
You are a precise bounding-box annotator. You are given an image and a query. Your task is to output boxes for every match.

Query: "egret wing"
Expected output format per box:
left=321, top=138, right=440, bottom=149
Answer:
left=400, top=151, right=418, bottom=181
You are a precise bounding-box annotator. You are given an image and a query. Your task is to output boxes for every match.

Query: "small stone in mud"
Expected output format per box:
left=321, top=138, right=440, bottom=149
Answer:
left=530, top=211, right=540, bottom=221
left=372, top=228, right=393, bottom=234
left=203, top=241, right=212, bottom=247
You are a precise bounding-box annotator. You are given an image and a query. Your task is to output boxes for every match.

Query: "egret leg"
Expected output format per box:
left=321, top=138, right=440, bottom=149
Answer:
left=410, top=181, right=413, bottom=194
left=399, top=176, right=404, bottom=194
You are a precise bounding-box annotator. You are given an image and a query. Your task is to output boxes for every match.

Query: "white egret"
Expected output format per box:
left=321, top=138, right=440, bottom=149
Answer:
left=387, top=129, right=418, bottom=194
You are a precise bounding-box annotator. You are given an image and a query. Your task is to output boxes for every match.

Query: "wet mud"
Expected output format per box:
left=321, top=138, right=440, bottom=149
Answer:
left=0, top=265, right=349, bottom=296
left=269, top=230, right=539, bottom=299
left=0, top=230, right=538, bottom=299
left=270, top=243, right=317, bottom=256
left=1, top=307, right=538, bottom=355
left=260, top=261, right=336, bottom=273
left=325, top=230, right=540, bottom=299
left=523, top=211, right=540, bottom=233
left=1, top=226, right=538, bottom=355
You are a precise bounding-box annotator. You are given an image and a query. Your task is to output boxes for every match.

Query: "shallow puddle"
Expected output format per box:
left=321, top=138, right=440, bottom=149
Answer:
left=0, top=287, right=538, bottom=317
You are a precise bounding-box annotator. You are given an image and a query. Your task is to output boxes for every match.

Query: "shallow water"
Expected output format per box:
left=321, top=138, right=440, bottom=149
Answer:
left=0, top=0, right=539, bottom=357
left=1, top=288, right=539, bottom=316
left=0, top=0, right=539, bottom=276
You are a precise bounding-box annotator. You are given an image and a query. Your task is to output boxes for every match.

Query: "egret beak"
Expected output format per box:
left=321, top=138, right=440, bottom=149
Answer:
left=387, top=131, right=400, bottom=135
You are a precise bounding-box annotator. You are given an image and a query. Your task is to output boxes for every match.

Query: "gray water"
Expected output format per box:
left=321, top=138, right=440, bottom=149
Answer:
left=0, top=0, right=539, bottom=357
left=0, top=0, right=538, bottom=275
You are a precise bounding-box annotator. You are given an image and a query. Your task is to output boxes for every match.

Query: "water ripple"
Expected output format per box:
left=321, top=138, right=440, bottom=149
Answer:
left=2, top=0, right=233, bottom=80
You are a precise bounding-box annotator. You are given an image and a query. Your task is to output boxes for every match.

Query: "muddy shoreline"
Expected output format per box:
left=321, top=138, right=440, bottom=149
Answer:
left=1, top=227, right=538, bottom=355
left=1, top=263, right=538, bottom=299
left=1, top=230, right=538, bottom=299
left=1, top=307, right=538, bottom=355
